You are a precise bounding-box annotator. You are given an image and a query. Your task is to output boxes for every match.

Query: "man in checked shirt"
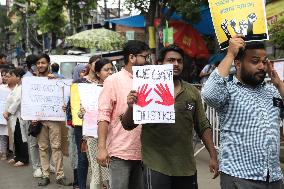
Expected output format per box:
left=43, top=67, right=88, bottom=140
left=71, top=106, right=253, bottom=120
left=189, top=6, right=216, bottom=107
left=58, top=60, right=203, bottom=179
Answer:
left=202, top=35, right=284, bottom=189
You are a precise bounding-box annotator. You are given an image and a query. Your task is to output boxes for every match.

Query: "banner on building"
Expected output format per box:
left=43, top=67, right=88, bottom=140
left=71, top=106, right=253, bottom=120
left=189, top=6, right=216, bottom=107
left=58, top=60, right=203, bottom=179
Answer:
left=209, top=0, right=269, bottom=49
left=132, top=64, right=175, bottom=124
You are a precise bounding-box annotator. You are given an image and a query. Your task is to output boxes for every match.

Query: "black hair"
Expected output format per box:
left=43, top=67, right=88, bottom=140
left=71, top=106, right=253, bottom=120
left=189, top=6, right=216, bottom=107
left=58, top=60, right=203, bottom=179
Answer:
left=0, top=53, right=7, bottom=59
left=89, top=55, right=100, bottom=64
left=157, top=44, right=185, bottom=62
left=95, top=58, right=112, bottom=73
left=235, top=41, right=266, bottom=61
left=51, top=63, right=60, bottom=73
left=37, top=54, right=50, bottom=63
left=8, top=67, right=26, bottom=78
left=123, top=40, right=149, bottom=65
left=26, top=54, right=38, bottom=69
left=1, top=68, right=8, bottom=75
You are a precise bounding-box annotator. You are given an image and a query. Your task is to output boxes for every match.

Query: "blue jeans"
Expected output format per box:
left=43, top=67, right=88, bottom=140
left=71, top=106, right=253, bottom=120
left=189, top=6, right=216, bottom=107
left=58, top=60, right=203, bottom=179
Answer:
left=74, top=127, right=88, bottom=189
left=109, top=157, right=143, bottom=189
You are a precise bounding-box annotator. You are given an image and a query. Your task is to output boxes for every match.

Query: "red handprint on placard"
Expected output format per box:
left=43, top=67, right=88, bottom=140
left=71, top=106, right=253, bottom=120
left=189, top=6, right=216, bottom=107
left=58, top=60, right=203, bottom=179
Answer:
left=154, top=83, right=174, bottom=106
left=136, top=84, right=153, bottom=107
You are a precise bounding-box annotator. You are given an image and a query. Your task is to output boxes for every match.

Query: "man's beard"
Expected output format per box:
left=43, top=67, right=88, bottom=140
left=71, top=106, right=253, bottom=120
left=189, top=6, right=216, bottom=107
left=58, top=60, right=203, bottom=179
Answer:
left=173, top=74, right=181, bottom=80
left=240, top=68, right=266, bottom=87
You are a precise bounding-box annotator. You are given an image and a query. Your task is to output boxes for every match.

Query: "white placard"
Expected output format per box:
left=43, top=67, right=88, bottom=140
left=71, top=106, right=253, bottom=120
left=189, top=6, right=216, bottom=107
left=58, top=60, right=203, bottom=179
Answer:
left=274, top=61, right=284, bottom=81
left=78, top=83, right=102, bottom=138
left=0, top=86, right=10, bottom=125
left=21, top=76, right=72, bottom=121
left=133, top=64, right=175, bottom=124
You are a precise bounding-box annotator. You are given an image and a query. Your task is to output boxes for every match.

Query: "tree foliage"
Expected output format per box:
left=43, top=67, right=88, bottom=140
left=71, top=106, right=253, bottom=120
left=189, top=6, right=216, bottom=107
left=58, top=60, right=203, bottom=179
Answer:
left=10, top=0, right=97, bottom=50
left=0, top=6, right=12, bottom=51
left=124, top=0, right=208, bottom=25
left=269, top=18, right=284, bottom=49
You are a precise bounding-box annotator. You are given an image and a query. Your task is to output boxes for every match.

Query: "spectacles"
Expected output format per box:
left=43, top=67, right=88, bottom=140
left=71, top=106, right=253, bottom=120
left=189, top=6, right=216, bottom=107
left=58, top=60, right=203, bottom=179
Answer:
left=136, top=54, right=152, bottom=63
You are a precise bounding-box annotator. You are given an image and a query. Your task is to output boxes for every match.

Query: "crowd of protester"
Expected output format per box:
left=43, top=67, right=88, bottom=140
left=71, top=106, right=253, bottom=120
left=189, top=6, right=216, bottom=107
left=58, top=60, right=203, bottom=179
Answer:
left=0, top=37, right=284, bottom=189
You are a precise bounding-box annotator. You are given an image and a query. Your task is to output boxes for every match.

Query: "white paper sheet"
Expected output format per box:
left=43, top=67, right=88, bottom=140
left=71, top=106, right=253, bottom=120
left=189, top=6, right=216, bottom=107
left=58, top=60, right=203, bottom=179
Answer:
left=21, top=77, right=72, bottom=121
left=78, top=83, right=103, bottom=138
left=132, top=64, right=175, bottom=124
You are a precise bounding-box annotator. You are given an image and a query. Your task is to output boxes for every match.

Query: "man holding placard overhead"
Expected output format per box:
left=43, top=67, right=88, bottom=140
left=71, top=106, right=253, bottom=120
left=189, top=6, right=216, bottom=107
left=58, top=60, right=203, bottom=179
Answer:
left=121, top=44, right=218, bottom=189
left=202, top=36, right=284, bottom=189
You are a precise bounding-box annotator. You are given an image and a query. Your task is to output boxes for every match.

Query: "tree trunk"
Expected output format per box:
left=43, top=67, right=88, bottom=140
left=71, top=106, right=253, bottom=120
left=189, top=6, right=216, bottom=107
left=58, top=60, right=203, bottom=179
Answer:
left=51, top=32, right=57, bottom=49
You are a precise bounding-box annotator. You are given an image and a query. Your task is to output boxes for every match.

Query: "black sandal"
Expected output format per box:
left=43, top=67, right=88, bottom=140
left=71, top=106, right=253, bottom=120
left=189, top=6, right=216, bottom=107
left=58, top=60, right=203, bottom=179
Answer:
left=38, top=177, right=50, bottom=186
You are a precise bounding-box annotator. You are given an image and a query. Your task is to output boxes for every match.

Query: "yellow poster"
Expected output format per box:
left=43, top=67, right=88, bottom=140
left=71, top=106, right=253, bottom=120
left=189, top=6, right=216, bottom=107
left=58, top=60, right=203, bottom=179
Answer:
left=209, top=0, right=269, bottom=49
left=70, top=84, right=83, bottom=126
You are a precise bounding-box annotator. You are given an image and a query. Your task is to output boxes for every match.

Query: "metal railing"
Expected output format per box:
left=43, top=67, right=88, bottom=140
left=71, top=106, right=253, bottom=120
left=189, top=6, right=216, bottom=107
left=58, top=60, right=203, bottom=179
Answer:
left=194, top=101, right=219, bottom=156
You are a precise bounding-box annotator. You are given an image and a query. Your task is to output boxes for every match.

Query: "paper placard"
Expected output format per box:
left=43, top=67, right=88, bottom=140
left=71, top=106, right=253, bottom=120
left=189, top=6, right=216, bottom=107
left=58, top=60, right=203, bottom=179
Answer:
left=78, top=83, right=103, bottom=138
left=208, top=0, right=269, bottom=49
left=70, top=84, right=83, bottom=126
left=274, top=61, right=284, bottom=81
left=21, top=76, right=72, bottom=121
left=133, top=64, right=175, bottom=124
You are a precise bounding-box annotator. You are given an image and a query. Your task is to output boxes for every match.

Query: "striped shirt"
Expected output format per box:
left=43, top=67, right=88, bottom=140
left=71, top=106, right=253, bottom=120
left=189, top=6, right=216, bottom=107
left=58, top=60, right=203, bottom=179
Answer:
left=201, top=70, right=283, bottom=182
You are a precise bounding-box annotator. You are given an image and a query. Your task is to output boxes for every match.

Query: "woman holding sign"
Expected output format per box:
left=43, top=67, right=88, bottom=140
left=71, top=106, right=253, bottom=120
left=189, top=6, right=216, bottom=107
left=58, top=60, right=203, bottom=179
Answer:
left=79, top=58, right=114, bottom=189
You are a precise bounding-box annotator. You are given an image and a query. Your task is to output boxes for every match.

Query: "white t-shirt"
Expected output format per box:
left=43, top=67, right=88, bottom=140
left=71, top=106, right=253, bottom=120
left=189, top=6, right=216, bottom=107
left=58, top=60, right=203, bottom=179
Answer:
left=200, top=64, right=215, bottom=84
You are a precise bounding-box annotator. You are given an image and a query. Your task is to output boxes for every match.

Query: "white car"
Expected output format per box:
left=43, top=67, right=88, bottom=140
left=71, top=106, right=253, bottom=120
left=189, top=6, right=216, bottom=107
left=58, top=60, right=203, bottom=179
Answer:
left=49, top=55, right=90, bottom=79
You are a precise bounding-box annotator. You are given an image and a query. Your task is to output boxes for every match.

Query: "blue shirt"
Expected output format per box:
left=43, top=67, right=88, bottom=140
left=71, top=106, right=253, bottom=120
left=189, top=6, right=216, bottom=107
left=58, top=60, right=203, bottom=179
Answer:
left=201, top=70, right=283, bottom=182
left=52, top=72, right=65, bottom=79
left=23, top=71, right=34, bottom=77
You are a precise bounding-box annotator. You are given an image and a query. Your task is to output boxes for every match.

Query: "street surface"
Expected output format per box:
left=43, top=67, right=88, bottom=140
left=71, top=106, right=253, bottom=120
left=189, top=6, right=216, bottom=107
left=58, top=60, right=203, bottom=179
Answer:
left=0, top=146, right=219, bottom=189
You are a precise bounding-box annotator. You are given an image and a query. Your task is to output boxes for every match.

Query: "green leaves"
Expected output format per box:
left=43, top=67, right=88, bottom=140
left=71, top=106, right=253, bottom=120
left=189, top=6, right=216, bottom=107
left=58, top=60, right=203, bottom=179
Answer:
left=269, top=18, right=284, bottom=49
left=124, top=0, right=208, bottom=24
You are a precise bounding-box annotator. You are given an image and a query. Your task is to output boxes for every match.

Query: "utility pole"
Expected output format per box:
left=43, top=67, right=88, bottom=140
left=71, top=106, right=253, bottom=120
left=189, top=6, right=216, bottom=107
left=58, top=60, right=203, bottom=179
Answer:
left=15, top=2, right=30, bottom=55
left=25, top=10, right=29, bottom=54
left=118, top=0, right=121, bottom=18
left=78, top=1, right=86, bottom=30
left=104, top=0, right=107, bottom=20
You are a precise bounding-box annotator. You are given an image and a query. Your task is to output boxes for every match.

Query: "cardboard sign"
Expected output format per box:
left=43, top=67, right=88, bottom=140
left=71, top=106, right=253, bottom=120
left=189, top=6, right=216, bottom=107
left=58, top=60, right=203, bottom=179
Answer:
left=133, top=64, right=175, bottom=124
left=209, top=0, right=269, bottom=49
left=0, top=86, right=10, bottom=125
left=70, top=84, right=83, bottom=126
left=21, top=77, right=72, bottom=121
left=78, top=83, right=103, bottom=138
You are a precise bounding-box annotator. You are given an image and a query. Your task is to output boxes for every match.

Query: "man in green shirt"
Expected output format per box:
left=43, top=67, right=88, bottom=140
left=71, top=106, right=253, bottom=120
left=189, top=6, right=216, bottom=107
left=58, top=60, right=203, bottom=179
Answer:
left=121, top=44, right=218, bottom=189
